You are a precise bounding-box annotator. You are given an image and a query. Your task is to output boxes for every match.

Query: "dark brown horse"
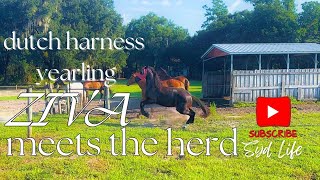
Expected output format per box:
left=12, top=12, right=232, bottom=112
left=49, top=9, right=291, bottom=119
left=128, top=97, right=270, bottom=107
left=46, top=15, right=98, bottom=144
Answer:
left=140, top=66, right=209, bottom=125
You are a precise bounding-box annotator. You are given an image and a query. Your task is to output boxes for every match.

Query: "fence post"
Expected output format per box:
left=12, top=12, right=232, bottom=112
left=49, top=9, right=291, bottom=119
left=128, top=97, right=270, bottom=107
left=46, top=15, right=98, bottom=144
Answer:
left=78, top=87, right=82, bottom=109
left=45, top=82, right=48, bottom=106
left=298, top=87, right=302, bottom=100
left=66, top=83, right=70, bottom=113
left=83, top=87, right=87, bottom=109
left=45, top=82, right=54, bottom=114
left=281, top=75, right=286, bottom=96
left=229, top=72, right=234, bottom=106
left=27, top=87, right=32, bottom=138
left=57, top=83, right=62, bottom=114
left=202, top=72, right=206, bottom=98
left=229, top=55, right=234, bottom=106
left=104, top=86, right=110, bottom=110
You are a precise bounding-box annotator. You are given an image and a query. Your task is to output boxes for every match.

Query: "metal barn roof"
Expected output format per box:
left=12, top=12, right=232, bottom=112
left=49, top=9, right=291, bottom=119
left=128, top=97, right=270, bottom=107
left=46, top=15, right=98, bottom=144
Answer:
left=201, top=43, right=320, bottom=59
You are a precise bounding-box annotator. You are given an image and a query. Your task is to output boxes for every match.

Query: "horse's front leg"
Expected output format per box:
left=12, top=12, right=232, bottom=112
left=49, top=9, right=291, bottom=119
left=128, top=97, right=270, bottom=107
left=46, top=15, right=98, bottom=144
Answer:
left=140, top=99, right=154, bottom=118
left=141, top=89, right=146, bottom=101
left=85, top=90, right=89, bottom=103
left=56, top=85, right=60, bottom=93
left=99, top=89, right=103, bottom=104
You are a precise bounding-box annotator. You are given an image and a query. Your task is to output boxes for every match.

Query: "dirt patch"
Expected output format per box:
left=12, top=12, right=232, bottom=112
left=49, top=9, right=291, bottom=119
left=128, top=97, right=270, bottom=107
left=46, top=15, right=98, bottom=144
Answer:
left=216, top=102, right=320, bottom=115
left=217, top=107, right=255, bottom=116
left=0, top=100, right=45, bottom=122
left=87, top=158, right=109, bottom=171
left=0, top=97, right=208, bottom=128
left=1, top=97, right=320, bottom=124
left=0, top=89, right=25, bottom=96
left=291, top=103, right=320, bottom=113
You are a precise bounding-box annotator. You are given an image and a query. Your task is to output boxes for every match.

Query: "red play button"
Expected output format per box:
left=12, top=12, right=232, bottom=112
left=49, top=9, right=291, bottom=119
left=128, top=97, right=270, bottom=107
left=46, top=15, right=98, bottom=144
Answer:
left=256, top=97, right=291, bottom=127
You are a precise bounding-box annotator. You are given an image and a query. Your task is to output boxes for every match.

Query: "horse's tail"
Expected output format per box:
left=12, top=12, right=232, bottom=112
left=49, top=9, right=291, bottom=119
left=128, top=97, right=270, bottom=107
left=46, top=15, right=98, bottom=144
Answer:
left=192, top=96, right=210, bottom=118
left=184, top=78, right=190, bottom=91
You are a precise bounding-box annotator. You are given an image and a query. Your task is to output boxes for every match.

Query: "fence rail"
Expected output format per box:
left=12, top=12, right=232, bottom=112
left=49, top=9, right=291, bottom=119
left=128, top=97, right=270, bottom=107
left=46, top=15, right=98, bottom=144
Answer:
left=232, top=69, right=320, bottom=102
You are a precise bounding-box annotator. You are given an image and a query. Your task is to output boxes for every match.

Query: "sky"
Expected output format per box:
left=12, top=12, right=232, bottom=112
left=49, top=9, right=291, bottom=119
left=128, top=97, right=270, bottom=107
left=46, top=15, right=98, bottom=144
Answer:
left=114, top=0, right=320, bottom=35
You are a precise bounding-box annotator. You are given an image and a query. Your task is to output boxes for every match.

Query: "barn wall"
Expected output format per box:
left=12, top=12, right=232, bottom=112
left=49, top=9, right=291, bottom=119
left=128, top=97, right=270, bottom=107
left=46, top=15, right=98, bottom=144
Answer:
left=202, top=71, right=231, bottom=98
left=231, top=69, right=320, bottom=102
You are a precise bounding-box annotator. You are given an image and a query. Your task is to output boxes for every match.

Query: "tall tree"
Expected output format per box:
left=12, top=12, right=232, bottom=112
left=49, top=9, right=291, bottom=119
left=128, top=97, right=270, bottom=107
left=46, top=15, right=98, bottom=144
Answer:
left=282, top=0, right=295, bottom=12
left=298, top=1, right=320, bottom=42
left=125, top=13, right=188, bottom=69
left=247, top=0, right=299, bottom=42
left=202, top=0, right=229, bottom=29
left=244, top=0, right=275, bottom=6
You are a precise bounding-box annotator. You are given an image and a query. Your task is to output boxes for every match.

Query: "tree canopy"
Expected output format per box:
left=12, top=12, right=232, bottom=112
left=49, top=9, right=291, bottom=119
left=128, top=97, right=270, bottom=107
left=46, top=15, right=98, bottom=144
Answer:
left=299, top=1, right=320, bottom=42
left=125, top=13, right=188, bottom=69
left=0, top=0, right=126, bottom=84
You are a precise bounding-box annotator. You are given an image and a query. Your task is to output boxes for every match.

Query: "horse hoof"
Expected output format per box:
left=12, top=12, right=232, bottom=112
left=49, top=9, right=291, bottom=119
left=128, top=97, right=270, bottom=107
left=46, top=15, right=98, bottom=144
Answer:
left=182, top=124, right=189, bottom=129
left=141, top=112, right=150, bottom=118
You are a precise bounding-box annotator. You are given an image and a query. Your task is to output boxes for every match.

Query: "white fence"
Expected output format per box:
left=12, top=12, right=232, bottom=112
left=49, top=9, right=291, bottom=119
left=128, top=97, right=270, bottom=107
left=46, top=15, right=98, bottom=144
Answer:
left=232, top=69, right=320, bottom=102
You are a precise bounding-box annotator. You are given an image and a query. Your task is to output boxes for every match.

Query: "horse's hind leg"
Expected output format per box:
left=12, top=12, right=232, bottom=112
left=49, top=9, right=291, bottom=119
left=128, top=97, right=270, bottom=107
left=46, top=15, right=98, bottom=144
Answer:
left=140, top=100, right=153, bottom=118
left=177, top=106, right=195, bottom=124
left=186, top=108, right=195, bottom=124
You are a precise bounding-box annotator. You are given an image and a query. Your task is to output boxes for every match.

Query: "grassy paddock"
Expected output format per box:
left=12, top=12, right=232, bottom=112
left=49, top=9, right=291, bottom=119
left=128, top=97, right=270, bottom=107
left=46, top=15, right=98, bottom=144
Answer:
left=111, top=79, right=202, bottom=98
left=0, top=79, right=201, bottom=100
left=0, top=96, right=20, bottom=101
left=233, top=98, right=320, bottom=108
left=0, top=80, right=319, bottom=179
left=0, top=110, right=319, bottom=179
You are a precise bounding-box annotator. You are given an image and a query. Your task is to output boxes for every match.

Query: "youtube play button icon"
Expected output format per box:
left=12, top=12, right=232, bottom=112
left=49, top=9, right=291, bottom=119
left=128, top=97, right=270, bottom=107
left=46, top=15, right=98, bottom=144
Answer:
left=268, top=106, right=278, bottom=118
left=256, top=97, right=291, bottom=127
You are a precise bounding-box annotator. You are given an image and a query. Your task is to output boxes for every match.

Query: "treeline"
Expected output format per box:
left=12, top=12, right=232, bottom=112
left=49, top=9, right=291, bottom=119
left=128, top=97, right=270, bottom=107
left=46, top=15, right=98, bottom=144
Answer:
left=0, top=0, right=126, bottom=84
left=171, top=0, right=320, bottom=78
left=0, top=0, right=319, bottom=85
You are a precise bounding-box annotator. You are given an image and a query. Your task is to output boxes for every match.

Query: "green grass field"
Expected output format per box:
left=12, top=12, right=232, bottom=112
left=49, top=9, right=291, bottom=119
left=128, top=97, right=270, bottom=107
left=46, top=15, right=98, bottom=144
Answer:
left=0, top=79, right=201, bottom=101
left=0, top=80, right=319, bottom=179
left=0, top=96, right=19, bottom=101
left=111, top=79, right=202, bottom=98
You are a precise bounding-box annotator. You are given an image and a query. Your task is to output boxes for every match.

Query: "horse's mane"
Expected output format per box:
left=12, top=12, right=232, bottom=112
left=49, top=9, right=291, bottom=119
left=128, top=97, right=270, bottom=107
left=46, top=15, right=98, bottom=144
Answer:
left=156, top=67, right=172, bottom=80
left=146, top=66, right=162, bottom=90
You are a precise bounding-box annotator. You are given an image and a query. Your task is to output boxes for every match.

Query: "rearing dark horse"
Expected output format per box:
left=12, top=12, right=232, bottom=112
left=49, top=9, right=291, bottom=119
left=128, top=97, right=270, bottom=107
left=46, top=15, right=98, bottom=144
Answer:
left=140, top=66, right=209, bottom=125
